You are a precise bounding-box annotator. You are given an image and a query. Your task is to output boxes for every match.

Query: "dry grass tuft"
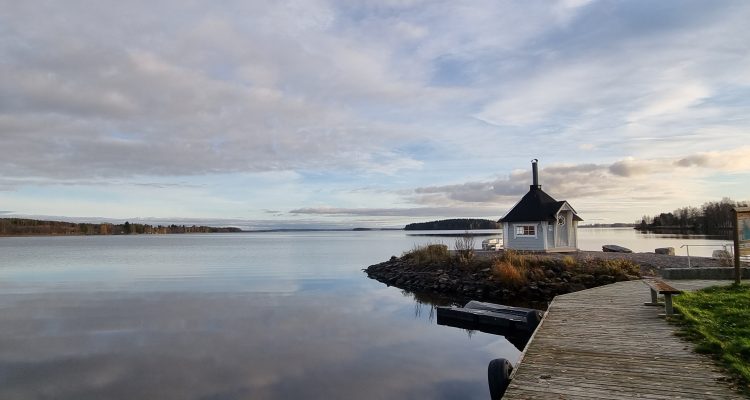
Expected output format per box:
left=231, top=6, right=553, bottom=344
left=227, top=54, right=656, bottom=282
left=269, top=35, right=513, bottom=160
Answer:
left=402, top=244, right=451, bottom=266
left=526, top=266, right=547, bottom=281
left=492, top=259, right=527, bottom=288
left=572, top=257, right=641, bottom=278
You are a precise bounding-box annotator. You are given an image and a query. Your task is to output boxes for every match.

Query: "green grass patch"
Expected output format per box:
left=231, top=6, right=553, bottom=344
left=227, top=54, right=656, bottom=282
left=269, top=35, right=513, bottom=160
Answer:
left=673, top=284, right=750, bottom=393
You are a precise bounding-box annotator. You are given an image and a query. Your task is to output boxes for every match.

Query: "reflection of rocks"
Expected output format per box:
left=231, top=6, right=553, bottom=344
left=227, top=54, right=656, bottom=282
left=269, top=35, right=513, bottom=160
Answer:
left=364, top=257, right=632, bottom=304
left=712, top=250, right=731, bottom=259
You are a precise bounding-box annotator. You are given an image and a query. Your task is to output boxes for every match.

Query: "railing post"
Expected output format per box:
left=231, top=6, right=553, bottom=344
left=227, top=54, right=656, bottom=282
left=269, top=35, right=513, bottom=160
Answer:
left=664, top=295, right=674, bottom=316
left=733, top=208, right=741, bottom=285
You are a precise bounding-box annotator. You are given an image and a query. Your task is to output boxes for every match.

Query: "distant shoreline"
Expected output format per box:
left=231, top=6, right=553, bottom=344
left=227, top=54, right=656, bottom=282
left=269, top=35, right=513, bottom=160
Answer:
left=244, top=228, right=403, bottom=233
left=0, top=217, right=241, bottom=237
left=0, top=217, right=407, bottom=237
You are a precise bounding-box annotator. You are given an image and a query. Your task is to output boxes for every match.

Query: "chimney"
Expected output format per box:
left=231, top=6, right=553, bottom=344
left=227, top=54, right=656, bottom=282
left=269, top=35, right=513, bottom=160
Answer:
left=531, top=159, right=540, bottom=190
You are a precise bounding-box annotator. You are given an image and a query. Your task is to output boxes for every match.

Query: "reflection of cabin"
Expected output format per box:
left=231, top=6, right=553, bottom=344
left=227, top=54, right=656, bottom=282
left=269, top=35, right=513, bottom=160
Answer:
left=499, top=160, right=582, bottom=252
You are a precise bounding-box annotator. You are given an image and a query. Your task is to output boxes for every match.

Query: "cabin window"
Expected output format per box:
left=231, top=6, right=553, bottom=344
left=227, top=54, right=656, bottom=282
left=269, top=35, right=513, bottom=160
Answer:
left=514, top=225, right=536, bottom=237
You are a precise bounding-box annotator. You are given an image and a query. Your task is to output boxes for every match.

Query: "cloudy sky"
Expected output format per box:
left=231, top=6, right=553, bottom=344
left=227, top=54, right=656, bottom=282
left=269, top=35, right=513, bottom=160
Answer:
left=1, top=0, right=749, bottom=229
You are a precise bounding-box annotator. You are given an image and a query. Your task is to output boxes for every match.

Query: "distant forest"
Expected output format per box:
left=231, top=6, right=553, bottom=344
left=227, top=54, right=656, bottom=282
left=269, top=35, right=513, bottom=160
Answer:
left=404, top=218, right=500, bottom=231
left=0, top=218, right=242, bottom=236
left=635, top=198, right=748, bottom=237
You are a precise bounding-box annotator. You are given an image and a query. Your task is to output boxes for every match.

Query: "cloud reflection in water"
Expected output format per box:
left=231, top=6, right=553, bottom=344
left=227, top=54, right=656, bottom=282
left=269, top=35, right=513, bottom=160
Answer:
left=0, top=288, right=519, bottom=399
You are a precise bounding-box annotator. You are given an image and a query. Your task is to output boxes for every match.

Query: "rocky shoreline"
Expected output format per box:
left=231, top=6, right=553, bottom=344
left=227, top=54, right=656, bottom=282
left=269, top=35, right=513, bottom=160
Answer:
left=364, top=249, right=748, bottom=306
left=365, top=251, right=637, bottom=305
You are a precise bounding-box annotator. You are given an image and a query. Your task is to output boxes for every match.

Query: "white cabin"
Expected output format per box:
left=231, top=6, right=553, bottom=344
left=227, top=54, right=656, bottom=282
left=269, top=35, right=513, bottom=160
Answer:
left=498, top=160, right=581, bottom=252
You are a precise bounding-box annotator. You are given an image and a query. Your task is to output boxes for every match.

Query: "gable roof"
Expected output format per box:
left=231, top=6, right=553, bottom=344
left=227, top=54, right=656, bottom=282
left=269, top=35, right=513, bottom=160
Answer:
left=499, top=187, right=583, bottom=223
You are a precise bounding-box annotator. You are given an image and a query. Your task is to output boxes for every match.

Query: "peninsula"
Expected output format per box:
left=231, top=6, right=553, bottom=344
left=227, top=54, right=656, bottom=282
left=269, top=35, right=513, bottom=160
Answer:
left=0, top=218, right=242, bottom=236
left=404, top=218, right=500, bottom=231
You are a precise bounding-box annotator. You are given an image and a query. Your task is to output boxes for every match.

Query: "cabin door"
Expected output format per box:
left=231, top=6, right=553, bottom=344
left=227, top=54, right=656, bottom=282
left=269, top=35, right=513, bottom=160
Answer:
left=556, top=213, right=569, bottom=247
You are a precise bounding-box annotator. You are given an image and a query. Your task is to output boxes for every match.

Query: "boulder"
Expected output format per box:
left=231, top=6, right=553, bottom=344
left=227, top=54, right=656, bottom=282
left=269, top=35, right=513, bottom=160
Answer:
left=712, top=250, right=731, bottom=259
left=655, top=247, right=675, bottom=256
left=602, top=244, right=633, bottom=253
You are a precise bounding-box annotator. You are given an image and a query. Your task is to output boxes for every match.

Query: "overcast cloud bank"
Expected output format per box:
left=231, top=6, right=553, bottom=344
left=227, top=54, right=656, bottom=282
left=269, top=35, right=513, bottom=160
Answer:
left=1, top=1, right=749, bottom=225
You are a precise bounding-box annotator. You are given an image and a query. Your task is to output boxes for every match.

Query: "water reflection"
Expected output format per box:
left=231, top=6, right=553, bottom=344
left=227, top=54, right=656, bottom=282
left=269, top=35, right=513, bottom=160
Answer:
left=0, top=232, right=576, bottom=399
left=0, top=288, right=519, bottom=400
left=635, top=230, right=730, bottom=240
left=395, top=290, right=536, bottom=351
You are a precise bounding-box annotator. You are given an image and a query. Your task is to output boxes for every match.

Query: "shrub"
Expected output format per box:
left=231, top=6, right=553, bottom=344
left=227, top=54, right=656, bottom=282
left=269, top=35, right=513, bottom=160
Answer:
left=562, top=255, right=576, bottom=269
left=492, top=260, right=527, bottom=288
left=402, top=244, right=451, bottom=266
left=454, top=234, right=475, bottom=265
left=717, top=250, right=734, bottom=268
left=572, top=258, right=641, bottom=279
left=526, top=266, right=546, bottom=281
left=501, top=249, right=527, bottom=270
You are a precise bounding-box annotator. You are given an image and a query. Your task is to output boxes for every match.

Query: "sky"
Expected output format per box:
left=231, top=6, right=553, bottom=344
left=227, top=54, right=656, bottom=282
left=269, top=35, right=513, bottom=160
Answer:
left=1, top=0, right=749, bottom=229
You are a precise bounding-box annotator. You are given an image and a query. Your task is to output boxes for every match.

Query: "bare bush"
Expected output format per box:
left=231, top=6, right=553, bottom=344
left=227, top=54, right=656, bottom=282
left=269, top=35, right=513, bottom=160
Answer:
left=454, top=233, right=475, bottom=265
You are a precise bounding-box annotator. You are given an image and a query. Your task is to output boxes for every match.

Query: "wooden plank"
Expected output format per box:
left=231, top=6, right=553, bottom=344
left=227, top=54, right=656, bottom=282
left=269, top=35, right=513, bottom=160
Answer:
left=502, top=280, right=744, bottom=399
left=644, top=278, right=682, bottom=294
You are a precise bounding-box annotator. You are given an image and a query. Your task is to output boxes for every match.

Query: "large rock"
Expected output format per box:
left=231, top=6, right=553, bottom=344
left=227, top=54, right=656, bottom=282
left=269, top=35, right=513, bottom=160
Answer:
left=712, top=250, right=731, bottom=259
left=655, top=247, right=675, bottom=255
left=602, top=244, right=633, bottom=253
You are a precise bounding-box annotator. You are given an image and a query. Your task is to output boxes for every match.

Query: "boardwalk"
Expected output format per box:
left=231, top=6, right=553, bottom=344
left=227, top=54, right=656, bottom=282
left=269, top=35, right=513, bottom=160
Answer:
left=503, top=280, right=744, bottom=399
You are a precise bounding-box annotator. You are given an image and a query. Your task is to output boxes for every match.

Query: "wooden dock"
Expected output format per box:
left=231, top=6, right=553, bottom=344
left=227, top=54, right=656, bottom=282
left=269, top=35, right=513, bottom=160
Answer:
left=503, top=280, right=744, bottom=399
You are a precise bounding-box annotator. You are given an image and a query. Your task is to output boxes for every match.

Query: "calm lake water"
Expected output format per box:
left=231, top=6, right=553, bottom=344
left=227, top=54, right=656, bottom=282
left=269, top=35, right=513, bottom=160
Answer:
left=0, top=229, right=731, bottom=399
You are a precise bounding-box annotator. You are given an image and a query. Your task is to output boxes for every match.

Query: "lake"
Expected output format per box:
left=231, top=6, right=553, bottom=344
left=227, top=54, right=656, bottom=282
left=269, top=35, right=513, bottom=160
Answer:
left=0, top=229, right=731, bottom=399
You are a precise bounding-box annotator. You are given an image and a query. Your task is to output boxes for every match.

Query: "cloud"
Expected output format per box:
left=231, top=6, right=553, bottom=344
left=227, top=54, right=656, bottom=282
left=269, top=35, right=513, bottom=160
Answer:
left=0, top=1, right=446, bottom=181
left=1, top=1, right=749, bottom=225
left=289, top=206, right=497, bottom=218
left=627, top=82, right=711, bottom=122
left=0, top=0, right=670, bottom=182
left=674, top=147, right=750, bottom=172
left=608, top=158, right=665, bottom=177
left=408, top=148, right=750, bottom=208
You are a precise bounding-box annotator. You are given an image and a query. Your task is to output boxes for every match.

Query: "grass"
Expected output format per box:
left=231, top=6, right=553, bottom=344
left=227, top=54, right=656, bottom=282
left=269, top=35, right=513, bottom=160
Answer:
left=400, top=246, right=641, bottom=286
left=569, top=257, right=641, bottom=279
left=673, top=284, right=750, bottom=392
left=492, top=260, right=527, bottom=287
left=491, top=250, right=548, bottom=287
left=402, top=244, right=451, bottom=266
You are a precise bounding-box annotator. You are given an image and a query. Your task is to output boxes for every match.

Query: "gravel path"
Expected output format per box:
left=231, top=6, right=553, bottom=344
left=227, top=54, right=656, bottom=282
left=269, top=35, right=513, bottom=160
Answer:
left=473, top=249, right=748, bottom=274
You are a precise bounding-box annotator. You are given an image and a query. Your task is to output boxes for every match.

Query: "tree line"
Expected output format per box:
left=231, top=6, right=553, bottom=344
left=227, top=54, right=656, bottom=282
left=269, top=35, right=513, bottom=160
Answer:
left=404, top=218, right=500, bottom=231
left=0, top=218, right=242, bottom=236
left=635, top=198, right=748, bottom=237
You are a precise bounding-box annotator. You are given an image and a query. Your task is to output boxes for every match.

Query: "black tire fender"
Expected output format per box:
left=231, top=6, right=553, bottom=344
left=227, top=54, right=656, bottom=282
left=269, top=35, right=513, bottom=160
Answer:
left=524, top=310, right=542, bottom=332
left=488, top=358, right=513, bottom=400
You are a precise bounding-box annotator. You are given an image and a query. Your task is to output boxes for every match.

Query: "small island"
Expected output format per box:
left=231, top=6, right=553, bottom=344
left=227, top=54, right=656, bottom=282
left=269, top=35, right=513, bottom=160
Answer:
left=365, top=244, right=643, bottom=304
left=404, top=218, right=500, bottom=231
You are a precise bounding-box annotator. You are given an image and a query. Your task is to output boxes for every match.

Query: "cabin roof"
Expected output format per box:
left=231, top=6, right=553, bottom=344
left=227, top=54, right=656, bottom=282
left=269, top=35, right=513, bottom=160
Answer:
left=499, top=187, right=583, bottom=223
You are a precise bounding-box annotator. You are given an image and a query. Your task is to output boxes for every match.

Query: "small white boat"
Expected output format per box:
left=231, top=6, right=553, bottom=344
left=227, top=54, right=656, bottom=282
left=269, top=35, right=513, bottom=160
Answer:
left=482, top=237, right=503, bottom=250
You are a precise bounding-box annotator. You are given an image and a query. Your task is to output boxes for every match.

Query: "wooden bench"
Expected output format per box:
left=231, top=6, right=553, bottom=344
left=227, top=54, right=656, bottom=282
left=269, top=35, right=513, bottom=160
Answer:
left=643, top=279, right=682, bottom=316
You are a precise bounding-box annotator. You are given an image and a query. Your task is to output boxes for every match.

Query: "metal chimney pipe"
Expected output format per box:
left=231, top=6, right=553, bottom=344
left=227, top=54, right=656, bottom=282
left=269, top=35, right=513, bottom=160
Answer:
left=531, top=159, right=539, bottom=189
